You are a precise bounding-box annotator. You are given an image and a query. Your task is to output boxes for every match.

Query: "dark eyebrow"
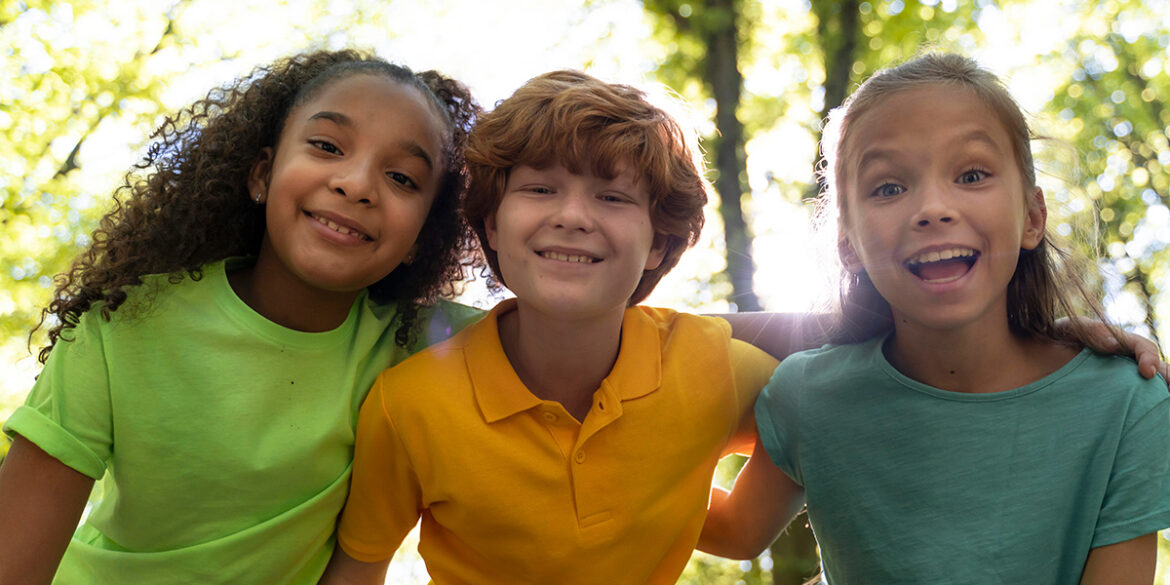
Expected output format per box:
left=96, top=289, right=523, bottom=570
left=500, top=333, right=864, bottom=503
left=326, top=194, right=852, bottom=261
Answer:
left=307, top=110, right=434, bottom=171
left=307, top=111, right=352, bottom=126
left=405, top=142, right=434, bottom=171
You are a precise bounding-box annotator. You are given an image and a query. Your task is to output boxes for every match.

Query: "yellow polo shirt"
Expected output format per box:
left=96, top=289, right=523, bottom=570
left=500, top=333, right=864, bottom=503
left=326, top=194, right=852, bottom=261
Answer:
left=338, top=299, right=777, bottom=584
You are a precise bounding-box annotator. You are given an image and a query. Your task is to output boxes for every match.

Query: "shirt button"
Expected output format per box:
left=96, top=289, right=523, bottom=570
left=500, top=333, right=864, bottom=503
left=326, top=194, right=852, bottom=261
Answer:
left=542, top=411, right=558, bottom=423
left=574, top=450, right=586, bottom=464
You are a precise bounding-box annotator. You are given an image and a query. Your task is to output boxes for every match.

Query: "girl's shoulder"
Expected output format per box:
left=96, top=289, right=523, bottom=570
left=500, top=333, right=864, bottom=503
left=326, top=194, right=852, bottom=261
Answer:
left=780, top=337, right=884, bottom=372
left=1067, top=350, right=1169, bottom=402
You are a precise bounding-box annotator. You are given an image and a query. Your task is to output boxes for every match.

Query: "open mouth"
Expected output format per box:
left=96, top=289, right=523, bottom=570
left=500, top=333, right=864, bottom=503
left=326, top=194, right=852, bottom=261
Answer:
left=905, top=248, right=979, bottom=284
left=307, top=212, right=372, bottom=241
left=538, top=250, right=600, bottom=264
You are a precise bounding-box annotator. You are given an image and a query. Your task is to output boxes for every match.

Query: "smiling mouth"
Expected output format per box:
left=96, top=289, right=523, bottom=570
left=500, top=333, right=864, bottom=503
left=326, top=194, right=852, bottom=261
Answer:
left=307, top=212, right=372, bottom=241
left=539, top=251, right=600, bottom=264
left=905, top=247, right=979, bottom=284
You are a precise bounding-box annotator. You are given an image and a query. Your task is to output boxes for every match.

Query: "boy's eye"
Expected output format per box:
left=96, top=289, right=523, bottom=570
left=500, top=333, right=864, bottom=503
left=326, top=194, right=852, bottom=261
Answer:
left=387, top=171, right=418, bottom=189
left=871, top=183, right=905, bottom=198
left=526, top=186, right=554, bottom=195
left=957, top=169, right=989, bottom=185
left=310, top=140, right=341, bottom=155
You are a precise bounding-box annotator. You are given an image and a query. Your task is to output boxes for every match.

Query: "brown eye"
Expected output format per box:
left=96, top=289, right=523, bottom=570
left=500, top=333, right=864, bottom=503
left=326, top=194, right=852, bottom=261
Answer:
left=387, top=171, right=417, bottom=189
left=310, top=140, right=342, bottom=155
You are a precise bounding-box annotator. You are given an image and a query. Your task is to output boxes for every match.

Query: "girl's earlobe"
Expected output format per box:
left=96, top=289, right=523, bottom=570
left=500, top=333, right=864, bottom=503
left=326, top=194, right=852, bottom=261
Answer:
left=838, top=237, right=864, bottom=274
left=1022, top=187, right=1047, bottom=250
left=248, top=147, right=275, bottom=204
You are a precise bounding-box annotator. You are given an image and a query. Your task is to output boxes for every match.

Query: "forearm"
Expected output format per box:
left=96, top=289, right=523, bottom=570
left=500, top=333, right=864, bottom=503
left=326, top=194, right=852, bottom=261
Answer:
left=0, top=436, right=93, bottom=585
left=697, top=436, right=806, bottom=560
left=317, top=545, right=392, bottom=585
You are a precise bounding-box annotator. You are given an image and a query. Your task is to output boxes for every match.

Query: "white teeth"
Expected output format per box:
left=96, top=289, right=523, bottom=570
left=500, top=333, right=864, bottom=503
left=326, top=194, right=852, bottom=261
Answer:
left=922, top=274, right=964, bottom=284
left=541, top=251, right=597, bottom=263
left=313, top=214, right=368, bottom=240
left=907, top=247, right=975, bottom=265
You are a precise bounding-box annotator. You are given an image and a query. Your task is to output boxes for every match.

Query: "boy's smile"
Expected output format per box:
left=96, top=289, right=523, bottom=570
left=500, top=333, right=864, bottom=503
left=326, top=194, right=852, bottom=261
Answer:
left=485, top=164, right=665, bottom=322
left=839, top=85, right=1045, bottom=335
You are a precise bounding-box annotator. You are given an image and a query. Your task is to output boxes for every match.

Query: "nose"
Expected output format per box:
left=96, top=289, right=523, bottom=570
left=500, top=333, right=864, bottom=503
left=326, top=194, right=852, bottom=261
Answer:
left=912, top=184, right=957, bottom=228
left=329, top=159, right=375, bottom=204
left=551, top=190, right=596, bottom=232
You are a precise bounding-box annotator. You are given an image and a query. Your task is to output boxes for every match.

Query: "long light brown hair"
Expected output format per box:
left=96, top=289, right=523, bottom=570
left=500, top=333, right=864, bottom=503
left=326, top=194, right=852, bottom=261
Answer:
left=819, top=53, right=1118, bottom=347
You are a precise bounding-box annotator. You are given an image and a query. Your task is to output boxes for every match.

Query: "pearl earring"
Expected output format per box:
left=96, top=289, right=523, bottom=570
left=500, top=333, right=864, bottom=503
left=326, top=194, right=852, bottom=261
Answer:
left=254, top=192, right=263, bottom=203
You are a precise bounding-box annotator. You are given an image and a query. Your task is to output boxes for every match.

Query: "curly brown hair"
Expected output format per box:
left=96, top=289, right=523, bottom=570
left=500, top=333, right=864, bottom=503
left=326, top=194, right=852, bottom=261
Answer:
left=36, top=49, right=481, bottom=363
left=462, top=70, right=709, bottom=305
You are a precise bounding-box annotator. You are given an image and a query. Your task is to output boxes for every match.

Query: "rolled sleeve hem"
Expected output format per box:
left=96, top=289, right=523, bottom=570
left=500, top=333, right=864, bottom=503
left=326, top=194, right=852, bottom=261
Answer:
left=2, top=406, right=106, bottom=480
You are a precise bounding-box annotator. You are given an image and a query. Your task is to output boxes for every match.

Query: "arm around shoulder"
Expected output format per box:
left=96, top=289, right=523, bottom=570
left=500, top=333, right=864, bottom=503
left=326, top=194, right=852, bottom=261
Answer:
left=0, top=435, right=94, bottom=585
left=718, top=312, right=829, bottom=362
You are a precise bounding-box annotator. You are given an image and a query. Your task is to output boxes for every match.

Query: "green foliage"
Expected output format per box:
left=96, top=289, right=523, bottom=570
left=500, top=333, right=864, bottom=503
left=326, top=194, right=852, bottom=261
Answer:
left=1040, top=0, right=1169, bottom=341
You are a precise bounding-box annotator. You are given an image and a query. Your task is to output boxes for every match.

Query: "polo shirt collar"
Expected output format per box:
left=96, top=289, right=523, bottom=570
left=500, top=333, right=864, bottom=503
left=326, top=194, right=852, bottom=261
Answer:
left=467, top=300, right=663, bottom=424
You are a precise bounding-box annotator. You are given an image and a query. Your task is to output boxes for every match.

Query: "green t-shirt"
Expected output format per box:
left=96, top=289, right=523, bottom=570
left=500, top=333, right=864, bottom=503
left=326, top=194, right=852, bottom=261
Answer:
left=3, top=259, right=483, bottom=585
left=756, top=338, right=1170, bottom=585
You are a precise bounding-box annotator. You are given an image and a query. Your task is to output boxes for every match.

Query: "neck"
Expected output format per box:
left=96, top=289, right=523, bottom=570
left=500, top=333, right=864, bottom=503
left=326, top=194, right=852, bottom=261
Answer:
left=227, top=259, right=359, bottom=333
left=885, top=309, right=1077, bottom=394
left=496, top=301, right=626, bottom=421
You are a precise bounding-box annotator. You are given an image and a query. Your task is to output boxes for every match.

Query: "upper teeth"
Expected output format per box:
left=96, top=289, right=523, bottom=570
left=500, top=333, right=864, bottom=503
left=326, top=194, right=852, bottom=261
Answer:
left=542, top=251, right=596, bottom=263
left=907, top=248, right=975, bottom=265
left=313, top=214, right=368, bottom=240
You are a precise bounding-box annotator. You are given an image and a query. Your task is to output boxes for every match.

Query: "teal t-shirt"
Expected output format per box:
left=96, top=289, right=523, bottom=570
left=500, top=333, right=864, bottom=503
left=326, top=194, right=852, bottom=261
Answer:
left=3, top=259, right=483, bottom=585
left=755, top=338, right=1170, bottom=585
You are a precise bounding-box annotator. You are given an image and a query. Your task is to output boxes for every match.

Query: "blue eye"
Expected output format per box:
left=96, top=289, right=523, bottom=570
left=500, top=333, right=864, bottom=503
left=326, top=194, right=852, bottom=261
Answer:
left=957, top=169, right=989, bottom=185
left=872, top=183, right=905, bottom=198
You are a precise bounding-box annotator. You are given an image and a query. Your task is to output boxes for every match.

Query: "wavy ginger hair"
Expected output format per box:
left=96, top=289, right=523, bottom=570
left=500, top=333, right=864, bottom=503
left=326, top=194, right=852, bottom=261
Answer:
left=462, top=70, right=709, bottom=305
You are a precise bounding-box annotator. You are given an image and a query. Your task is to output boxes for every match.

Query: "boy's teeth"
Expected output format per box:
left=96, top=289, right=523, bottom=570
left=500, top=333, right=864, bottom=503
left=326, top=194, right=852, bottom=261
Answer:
left=542, top=251, right=596, bottom=263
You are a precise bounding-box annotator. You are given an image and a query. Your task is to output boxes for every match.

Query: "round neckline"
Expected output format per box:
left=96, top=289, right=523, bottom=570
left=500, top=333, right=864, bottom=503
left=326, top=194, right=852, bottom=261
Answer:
left=869, top=335, right=1092, bottom=402
left=212, top=258, right=367, bottom=349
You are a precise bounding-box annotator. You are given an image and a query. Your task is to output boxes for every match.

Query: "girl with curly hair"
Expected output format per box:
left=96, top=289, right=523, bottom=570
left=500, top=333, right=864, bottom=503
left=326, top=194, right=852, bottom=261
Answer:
left=0, top=49, right=482, bottom=585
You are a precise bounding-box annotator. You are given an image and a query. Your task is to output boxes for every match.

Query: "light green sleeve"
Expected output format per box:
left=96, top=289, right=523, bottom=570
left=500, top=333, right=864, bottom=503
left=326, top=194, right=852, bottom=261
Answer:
left=3, top=311, right=114, bottom=479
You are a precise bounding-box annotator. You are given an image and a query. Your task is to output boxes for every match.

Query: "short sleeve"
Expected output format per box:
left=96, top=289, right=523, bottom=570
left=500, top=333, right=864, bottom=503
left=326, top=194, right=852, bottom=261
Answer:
left=753, top=356, right=803, bottom=487
left=337, top=373, right=425, bottom=562
left=2, top=312, right=113, bottom=479
left=728, top=339, right=780, bottom=424
left=1091, top=383, right=1170, bottom=547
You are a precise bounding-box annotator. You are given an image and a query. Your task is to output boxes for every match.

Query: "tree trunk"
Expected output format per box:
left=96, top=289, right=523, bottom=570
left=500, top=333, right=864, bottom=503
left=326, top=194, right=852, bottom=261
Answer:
left=808, top=0, right=860, bottom=199
left=702, top=0, right=761, bottom=311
